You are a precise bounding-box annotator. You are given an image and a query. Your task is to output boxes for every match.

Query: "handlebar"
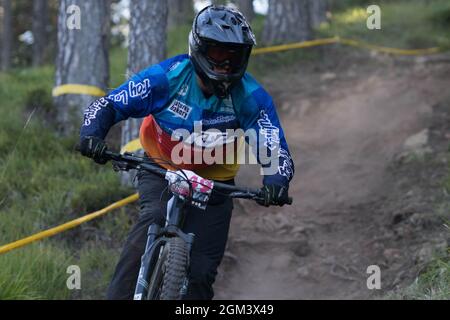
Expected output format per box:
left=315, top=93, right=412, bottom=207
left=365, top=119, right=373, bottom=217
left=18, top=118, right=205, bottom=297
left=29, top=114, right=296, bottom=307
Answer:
left=104, top=150, right=292, bottom=205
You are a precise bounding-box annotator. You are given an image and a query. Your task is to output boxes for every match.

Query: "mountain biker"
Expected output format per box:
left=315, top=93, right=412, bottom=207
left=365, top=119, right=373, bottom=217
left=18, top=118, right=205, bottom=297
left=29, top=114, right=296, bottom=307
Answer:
left=78, top=5, right=294, bottom=300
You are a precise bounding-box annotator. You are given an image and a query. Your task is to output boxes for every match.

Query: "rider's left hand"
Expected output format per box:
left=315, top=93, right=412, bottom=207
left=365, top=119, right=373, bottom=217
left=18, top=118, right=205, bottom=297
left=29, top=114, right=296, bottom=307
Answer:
left=257, top=184, right=290, bottom=207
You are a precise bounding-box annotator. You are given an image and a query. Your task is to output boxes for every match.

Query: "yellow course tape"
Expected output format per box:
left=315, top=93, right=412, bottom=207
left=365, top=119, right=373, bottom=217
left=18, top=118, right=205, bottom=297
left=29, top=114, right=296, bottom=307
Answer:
left=252, top=37, right=340, bottom=55
left=51, top=38, right=443, bottom=98
left=50, top=38, right=444, bottom=98
left=0, top=193, right=139, bottom=255
left=252, top=36, right=443, bottom=56
left=121, top=138, right=143, bottom=153
left=52, top=84, right=106, bottom=97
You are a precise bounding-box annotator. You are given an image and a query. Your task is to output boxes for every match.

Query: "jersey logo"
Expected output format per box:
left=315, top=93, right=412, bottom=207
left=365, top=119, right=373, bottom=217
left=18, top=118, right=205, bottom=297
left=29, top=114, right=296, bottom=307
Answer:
left=169, top=61, right=181, bottom=72
left=168, top=99, right=192, bottom=120
left=84, top=98, right=109, bottom=126
left=257, top=110, right=280, bottom=151
left=202, top=115, right=237, bottom=126
left=108, top=90, right=128, bottom=105
left=178, top=84, right=189, bottom=97
left=278, top=148, right=294, bottom=180
left=129, top=79, right=151, bottom=99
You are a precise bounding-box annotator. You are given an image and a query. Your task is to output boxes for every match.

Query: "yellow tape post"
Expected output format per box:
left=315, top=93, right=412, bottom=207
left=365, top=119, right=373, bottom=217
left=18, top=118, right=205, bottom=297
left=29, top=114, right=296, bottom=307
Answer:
left=0, top=193, right=139, bottom=255
left=121, top=138, right=143, bottom=153
left=52, top=84, right=106, bottom=97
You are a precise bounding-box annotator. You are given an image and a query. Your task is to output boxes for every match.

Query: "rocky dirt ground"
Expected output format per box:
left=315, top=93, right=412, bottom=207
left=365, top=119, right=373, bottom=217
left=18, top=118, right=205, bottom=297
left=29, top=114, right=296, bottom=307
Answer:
left=214, top=49, right=450, bottom=299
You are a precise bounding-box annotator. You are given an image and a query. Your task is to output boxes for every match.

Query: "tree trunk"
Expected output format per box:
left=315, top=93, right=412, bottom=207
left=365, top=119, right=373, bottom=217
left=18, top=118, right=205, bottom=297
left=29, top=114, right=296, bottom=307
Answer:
left=309, top=0, right=328, bottom=29
left=262, top=0, right=312, bottom=45
left=1, top=0, right=12, bottom=71
left=32, top=0, right=48, bottom=67
left=234, top=0, right=254, bottom=22
left=54, top=0, right=110, bottom=135
left=168, top=0, right=193, bottom=29
left=121, top=0, right=168, bottom=186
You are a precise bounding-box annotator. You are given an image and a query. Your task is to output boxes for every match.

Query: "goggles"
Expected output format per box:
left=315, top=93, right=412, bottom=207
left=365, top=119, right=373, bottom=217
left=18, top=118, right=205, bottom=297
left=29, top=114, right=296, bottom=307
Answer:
left=204, top=43, right=248, bottom=74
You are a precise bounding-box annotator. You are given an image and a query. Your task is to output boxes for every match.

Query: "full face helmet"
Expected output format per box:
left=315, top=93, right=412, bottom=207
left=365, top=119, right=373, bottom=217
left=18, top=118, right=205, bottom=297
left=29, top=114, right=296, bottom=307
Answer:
left=189, top=5, right=256, bottom=99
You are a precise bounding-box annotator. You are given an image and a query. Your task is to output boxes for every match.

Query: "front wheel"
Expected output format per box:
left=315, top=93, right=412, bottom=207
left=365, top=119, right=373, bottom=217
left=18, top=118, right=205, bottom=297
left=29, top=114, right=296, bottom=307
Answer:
left=147, top=237, right=189, bottom=300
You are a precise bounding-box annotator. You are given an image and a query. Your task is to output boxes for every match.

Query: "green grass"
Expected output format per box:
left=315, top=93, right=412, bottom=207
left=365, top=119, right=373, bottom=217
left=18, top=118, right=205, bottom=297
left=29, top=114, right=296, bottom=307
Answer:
left=389, top=251, right=449, bottom=300
left=248, top=0, right=450, bottom=80
left=0, top=65, right=134, bottom=299
left=319, top=0, right=450, bottom=50
left=388, top=145, right=450, bottom=300
left=0, top=245, right=71, bottom=300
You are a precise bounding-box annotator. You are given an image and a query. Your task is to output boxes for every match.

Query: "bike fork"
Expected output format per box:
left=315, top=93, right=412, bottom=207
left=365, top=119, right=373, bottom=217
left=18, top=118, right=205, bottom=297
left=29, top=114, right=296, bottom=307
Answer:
left=133, top=195, right=196, bottom=300
left=133, top=223, right=161, bottom=300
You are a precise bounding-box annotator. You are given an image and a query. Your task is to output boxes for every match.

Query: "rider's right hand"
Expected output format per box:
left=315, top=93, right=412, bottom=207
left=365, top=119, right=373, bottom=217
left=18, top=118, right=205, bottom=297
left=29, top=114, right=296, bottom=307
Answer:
left=79, top=136, right=109, bottom=164
left=257, top=184, right=290, bottom=207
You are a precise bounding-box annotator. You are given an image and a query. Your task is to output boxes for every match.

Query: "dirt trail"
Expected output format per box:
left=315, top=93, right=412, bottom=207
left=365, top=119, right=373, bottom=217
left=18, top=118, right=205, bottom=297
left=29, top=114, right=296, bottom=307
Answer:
left=214, top=52, right=450, bottom=299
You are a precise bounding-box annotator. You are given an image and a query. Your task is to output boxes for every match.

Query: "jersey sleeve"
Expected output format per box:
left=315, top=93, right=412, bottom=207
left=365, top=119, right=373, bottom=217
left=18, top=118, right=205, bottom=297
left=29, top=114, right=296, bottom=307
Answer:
left=79, top=62, right=171, bottom=140
left=239, top=85, right=295, bottom=188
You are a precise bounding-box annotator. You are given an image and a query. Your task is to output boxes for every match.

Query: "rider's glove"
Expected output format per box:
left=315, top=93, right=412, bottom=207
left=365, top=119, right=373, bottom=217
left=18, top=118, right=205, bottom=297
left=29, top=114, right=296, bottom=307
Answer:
left=79, top=136, right=108, bottom=164
left=257, top=184, right=290, bottom=207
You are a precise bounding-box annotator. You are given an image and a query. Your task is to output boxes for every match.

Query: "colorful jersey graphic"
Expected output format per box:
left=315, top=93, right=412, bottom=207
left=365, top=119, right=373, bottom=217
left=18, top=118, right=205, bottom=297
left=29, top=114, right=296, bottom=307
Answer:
left=80, top=55, right=294, bottom=186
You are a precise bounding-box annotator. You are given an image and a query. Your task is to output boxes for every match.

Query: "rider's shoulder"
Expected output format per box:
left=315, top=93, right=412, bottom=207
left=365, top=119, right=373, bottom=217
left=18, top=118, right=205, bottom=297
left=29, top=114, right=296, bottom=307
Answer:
left=159, top=54, right=191, bottom=75
left=134, top=55, right=190, bottom=79
left=129, top=55, right=191, bottom=94
left=239, top=72, right=261, bottom=95
left=234, top=73, right=273, bottom=107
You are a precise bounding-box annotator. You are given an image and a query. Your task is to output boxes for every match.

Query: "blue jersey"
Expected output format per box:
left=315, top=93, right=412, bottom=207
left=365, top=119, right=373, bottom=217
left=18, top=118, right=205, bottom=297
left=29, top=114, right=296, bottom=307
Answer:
left=80, top=54, right=294, bottom=187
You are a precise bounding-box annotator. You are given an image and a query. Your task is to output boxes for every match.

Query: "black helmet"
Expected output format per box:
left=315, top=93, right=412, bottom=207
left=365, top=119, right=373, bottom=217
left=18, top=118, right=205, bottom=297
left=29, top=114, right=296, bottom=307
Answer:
left=189, top=5, right=256, bottom=99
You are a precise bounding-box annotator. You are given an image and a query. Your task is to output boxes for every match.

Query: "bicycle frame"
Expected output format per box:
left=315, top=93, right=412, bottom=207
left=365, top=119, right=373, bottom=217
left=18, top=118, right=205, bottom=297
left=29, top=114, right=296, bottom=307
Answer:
left=103, top=150, right=291, bottom=300
left=133, top=194, right=195, bottom=300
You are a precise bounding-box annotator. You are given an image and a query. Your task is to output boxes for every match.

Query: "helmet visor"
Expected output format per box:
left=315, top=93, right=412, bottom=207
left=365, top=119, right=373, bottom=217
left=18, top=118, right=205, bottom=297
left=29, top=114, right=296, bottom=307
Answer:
left=204, top=42, right=250, bottom=75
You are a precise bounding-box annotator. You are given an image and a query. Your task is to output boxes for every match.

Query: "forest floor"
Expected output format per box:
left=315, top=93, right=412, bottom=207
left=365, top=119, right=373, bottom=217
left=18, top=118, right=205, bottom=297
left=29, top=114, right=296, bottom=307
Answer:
left=214, top=48, right=450, bottom=299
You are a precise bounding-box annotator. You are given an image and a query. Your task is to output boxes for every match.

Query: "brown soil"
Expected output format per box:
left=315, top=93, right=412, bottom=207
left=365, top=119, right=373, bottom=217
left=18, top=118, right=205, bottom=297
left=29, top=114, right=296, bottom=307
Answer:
left=214, top=50, right=450, bottom=299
